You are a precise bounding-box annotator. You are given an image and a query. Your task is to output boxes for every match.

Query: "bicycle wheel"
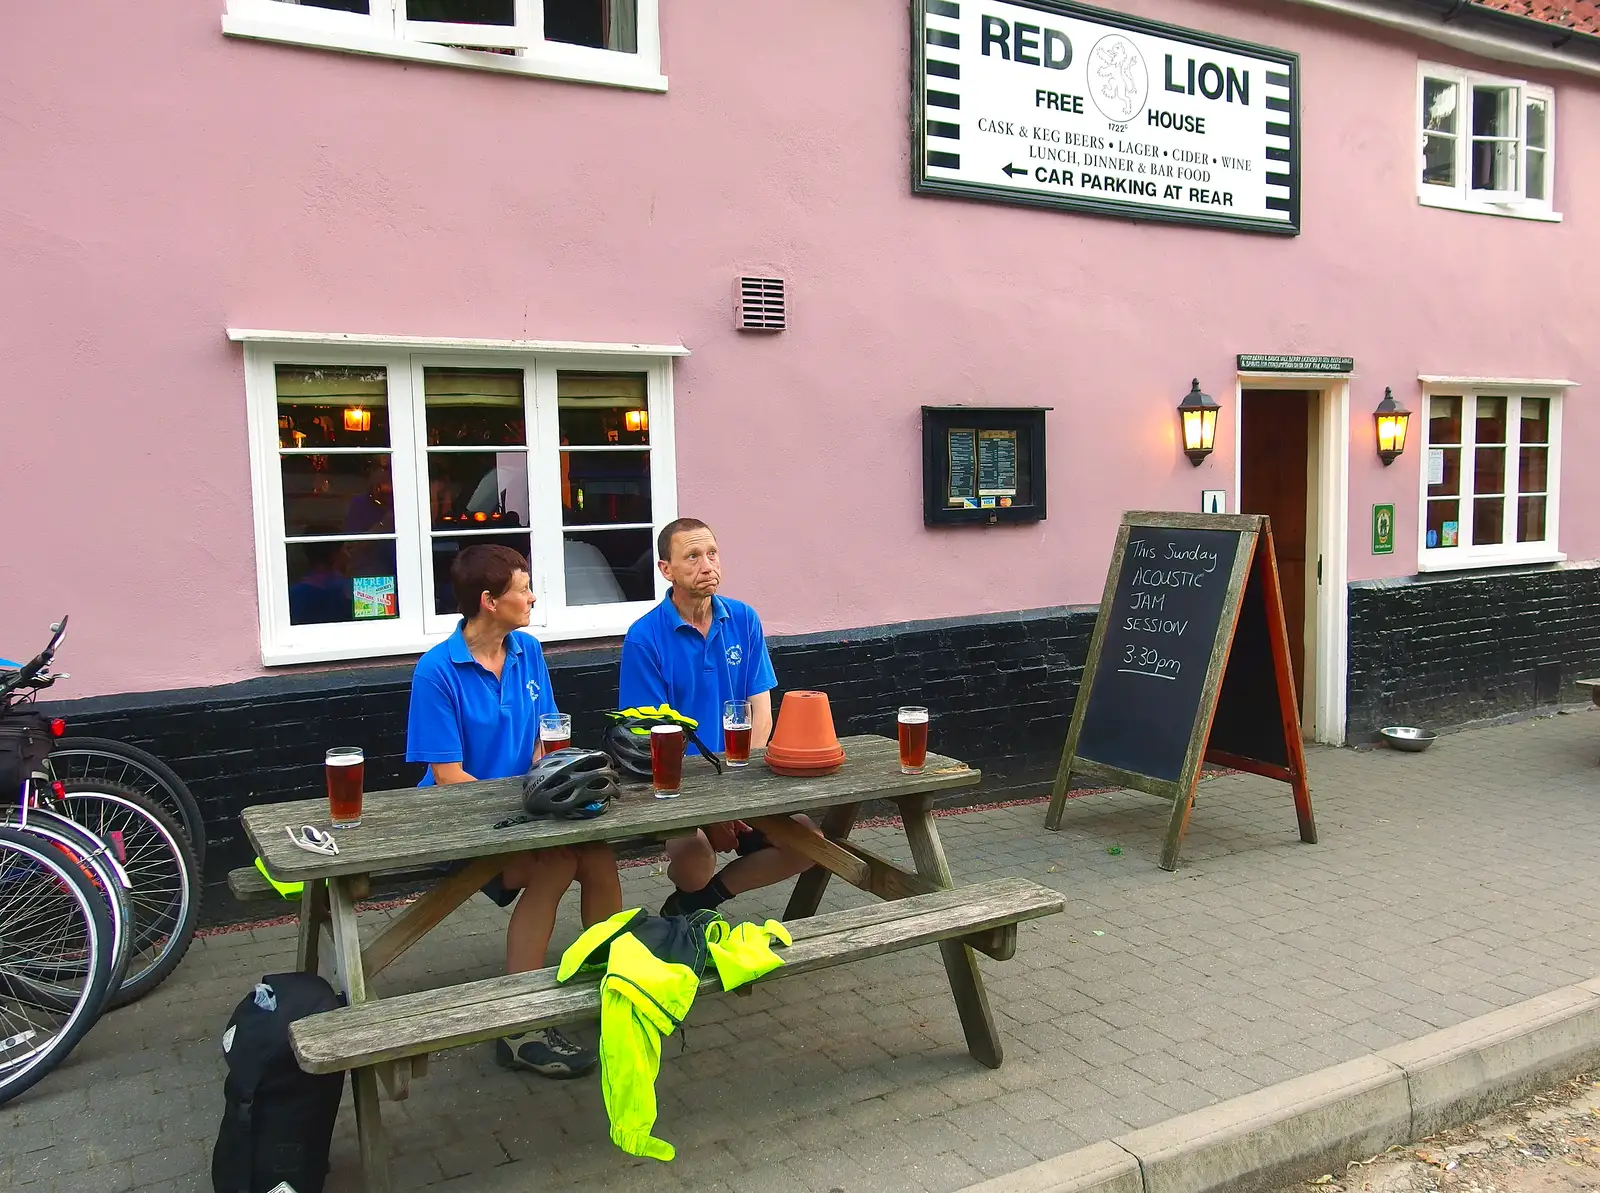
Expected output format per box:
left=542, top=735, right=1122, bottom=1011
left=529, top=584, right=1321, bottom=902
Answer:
left=0, top=809, right=132, bottom=1007
left=0, top=826, right=115, bottom=1107
left=47, top=738, right=205, bottom=870
left=55, top=782, right=199, bottom=1008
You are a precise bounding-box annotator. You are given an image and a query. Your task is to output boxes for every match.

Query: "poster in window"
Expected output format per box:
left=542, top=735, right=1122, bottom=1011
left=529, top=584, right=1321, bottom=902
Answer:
left=353, top=576, right=397, bottom=619
left=977, top=430, right=1019, bottom=497
left=1440, top=521, right=1459, bottom=548
left=947, top=429, right=977, bottom=507
left=1427, top=448, right=1445, bottom=486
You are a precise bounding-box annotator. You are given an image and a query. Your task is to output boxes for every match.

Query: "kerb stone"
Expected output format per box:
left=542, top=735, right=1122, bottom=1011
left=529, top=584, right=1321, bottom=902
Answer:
left=1111, top=1055, right=1410, bottom=1193
left=1380, top=982, right=1600, bottom=1138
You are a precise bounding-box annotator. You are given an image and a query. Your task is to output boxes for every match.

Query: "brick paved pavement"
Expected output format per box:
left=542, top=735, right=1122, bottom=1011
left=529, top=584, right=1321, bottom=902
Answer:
left=10, top=709, right=1600, bottom=1193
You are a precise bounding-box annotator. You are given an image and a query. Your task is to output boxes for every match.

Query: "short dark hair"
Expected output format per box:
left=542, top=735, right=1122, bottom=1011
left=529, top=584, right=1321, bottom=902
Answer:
left=451, top=544, right=529, bottom=620
left=657, top=518, right=713, bottom=562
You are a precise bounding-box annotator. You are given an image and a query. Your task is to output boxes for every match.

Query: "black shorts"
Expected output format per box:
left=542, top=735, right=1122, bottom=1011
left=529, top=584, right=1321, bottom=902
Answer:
left=443, top=858, right=521, bottom=908
left=734, top=828, right=771, bottom=857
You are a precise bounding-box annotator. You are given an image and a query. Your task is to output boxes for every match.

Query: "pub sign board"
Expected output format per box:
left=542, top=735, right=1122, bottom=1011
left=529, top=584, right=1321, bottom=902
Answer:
left=912, top=0, right=1301, bottom=234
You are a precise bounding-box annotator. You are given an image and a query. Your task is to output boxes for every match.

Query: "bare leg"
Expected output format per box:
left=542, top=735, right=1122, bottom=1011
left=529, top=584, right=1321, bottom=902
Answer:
left=574, top=842, right=622, bottom=927
left=501, top=848, right=578, bottom=974
left=698, top=816, right=819, bottom=896
left=666, top=832, right=718, bottom=891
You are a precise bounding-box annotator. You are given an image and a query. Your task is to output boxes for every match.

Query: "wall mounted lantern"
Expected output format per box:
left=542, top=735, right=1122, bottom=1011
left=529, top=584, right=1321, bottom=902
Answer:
left=1177, top=379, right=1219, bottom=466
left=342, top=406, right=372, bottom=433
left=1374, top=387, right=1410, bottom=466
left=624, top=409, right=649, bottom=433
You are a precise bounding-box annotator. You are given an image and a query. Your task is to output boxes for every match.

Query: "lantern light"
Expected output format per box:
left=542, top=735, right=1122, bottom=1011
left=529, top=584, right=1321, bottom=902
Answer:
left=1374, top=387, right=1410, bottom=466
left=624, top=409, right=648, bottom=433
left=343, top=407, right=372, bottom=433
left=1177, top=379, right=1220, bottom=466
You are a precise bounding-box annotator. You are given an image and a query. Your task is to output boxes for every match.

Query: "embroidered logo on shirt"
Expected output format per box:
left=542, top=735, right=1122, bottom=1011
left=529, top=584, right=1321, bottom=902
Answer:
left=725, top=645, right=743, bottom=666
left=526, top=679, right=541, bottom=702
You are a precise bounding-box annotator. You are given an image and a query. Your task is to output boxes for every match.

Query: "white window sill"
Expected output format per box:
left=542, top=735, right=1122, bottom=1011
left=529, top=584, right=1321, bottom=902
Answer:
left=221, top=16, right=668, bottom=92
left=1416, top=548, right=1566, bottom=574
left=261, top=620, right=631, bottom=668
left=1417, top=191, right=1561, bottom=223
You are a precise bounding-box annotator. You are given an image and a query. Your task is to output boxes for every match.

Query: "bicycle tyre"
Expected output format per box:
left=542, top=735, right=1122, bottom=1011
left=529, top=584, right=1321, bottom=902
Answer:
left=55, top=782, right=200, bottom=1008
left=0, top=826, right=115, bottom=1108
left=0, top=808, right=133, bottom=1005
left=48, top=737, right=206, bottom=870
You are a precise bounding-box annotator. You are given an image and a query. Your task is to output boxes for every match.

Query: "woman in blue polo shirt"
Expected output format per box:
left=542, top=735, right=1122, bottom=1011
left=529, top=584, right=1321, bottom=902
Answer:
left=406, top=544, right=621, bottom=1079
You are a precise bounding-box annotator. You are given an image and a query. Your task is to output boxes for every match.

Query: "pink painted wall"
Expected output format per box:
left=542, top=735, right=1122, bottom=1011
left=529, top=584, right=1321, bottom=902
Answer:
left=2, top=1, right=1597, bottom=696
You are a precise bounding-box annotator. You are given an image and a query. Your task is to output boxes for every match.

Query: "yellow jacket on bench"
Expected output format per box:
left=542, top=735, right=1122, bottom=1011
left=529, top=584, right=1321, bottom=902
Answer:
left=558, top=908, right=791, bottom=1161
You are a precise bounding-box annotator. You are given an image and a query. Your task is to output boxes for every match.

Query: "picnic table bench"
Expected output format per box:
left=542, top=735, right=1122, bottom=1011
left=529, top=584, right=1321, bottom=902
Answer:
left=241, top=735, right=1065, bottom=1192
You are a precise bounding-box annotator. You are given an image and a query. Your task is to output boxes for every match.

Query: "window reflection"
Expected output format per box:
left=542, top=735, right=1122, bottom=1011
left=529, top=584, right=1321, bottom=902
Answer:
left=565, top=530, right=654, bottom=605
left=431, top=532, right=532, bottom=616
left=287, top=540, right=400, bottom=625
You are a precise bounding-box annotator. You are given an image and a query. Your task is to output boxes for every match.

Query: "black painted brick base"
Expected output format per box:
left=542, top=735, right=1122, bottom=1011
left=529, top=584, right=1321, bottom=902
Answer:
left=37, top=608, right=1096, bottom=899
left=1346, top=562, right=1600, bottom=738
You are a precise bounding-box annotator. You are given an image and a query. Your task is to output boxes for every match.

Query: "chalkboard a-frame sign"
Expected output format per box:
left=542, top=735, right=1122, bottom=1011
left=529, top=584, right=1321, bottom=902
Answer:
left=1044, top=512, right=1317, bottom=870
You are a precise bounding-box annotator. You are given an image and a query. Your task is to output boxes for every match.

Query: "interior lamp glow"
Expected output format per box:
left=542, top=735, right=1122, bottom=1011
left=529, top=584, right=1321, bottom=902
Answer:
left=1374, top=387, right=1410, bottom=466
left=1177, top=379, right=1219, bottom=466
left=343, top=407, right=372, bottom=433
left=624, top=409, right=648, bottom=433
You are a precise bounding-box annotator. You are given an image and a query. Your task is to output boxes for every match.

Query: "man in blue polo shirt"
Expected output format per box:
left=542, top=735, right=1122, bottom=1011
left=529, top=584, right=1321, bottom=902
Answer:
left=618, top=517, right=816, bottom=916
left=408, top=544, right=621, bottom=1080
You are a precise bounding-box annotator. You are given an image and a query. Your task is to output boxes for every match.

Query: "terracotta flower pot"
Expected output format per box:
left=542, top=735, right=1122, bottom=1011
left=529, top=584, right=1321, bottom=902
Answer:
left=765, top=690, right=846, bottom=775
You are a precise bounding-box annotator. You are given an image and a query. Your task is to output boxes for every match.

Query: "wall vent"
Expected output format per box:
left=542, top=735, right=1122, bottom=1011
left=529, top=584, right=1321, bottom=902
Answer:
left=736, top=276, right=786, bottom=331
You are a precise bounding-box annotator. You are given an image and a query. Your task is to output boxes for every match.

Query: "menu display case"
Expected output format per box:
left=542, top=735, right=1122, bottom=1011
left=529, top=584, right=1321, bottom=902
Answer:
left=921, top=406, right=1049, bottom=527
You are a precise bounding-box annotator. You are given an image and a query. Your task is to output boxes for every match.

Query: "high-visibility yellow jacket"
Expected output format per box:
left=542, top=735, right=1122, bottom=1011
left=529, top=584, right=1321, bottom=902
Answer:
left=558, top=908, right=792, bottom=1161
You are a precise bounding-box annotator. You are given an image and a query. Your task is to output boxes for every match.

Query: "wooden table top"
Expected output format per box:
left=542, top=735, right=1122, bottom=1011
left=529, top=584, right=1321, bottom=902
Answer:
left=243, top=734, right=980, bottom=882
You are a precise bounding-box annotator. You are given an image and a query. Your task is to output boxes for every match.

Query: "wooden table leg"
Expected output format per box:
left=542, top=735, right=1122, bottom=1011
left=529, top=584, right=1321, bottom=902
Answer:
left=296, top=878, right=328, bottom=976
left=328, top=875, right=391, bottom=1193
left=783, top=802, right=860, bottom=921
left=894, top=796, right=1004, bottom=1069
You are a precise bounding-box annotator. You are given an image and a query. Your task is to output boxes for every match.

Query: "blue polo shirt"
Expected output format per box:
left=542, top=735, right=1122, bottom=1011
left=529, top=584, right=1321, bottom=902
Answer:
left=406, top=625, right=558, bottom=785
left=618, top=593, right=777, bottom=754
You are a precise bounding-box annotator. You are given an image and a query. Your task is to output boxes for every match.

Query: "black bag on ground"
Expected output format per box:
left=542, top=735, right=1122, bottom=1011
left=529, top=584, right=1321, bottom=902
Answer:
left=212, top=972, right=347, bottom=1193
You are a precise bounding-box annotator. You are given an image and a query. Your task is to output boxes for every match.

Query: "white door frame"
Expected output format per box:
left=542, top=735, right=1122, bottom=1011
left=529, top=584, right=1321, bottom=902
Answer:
left=1232, top=373, right=1350, bottom=745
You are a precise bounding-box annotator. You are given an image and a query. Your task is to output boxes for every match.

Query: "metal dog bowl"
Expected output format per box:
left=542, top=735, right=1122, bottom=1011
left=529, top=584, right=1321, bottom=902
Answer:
left=1380, top=725, right=1437, bottom=753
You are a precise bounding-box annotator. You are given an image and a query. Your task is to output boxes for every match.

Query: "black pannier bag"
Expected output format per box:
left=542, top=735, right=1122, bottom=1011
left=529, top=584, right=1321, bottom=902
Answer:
left=212, top=972, right=347, bottom=1193
left=0, top=711, right=53, bottom=796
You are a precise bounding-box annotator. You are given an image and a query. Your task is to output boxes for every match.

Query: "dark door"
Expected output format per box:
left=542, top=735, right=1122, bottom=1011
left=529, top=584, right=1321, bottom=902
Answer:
left=1239, top=391, right=1312, bottom=704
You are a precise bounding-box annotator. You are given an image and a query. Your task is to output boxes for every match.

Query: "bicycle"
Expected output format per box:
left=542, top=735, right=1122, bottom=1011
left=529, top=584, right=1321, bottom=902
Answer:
left=0, top=640, right=206, bottom=869
left=2, top=619, right=200, bottom=1008
left=0, top=825, right=116, bottom=1108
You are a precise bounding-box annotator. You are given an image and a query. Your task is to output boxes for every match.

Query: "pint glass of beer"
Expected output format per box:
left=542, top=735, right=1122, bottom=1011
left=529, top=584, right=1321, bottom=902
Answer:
left=650, top=725, right=685, bottom=799
left=539, top=713, right=572, bottom=754
left=723, top=700, right=752, bottom=767
left=897, top=707, right=929, bottom=775
left=325, top=747, right=364, bottom=828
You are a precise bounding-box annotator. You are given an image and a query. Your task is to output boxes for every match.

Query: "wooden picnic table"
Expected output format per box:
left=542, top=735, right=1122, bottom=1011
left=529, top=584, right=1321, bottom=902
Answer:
left=242, top=734, right=1064, bottom=1191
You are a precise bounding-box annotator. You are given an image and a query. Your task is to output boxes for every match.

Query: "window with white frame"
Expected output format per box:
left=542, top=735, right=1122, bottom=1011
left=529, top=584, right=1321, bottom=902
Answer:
left=1419, top=64, right=1555, bottom=219
left=1419, top=388, right=1563, bottom=570
left=245, top=340, right=678, bottom=664
left=222, top=0, right=664, bottom=90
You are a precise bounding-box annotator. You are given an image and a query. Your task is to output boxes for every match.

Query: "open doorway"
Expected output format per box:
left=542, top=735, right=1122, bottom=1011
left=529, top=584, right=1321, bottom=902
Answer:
left=1239, top=389, right=1319, bottom=737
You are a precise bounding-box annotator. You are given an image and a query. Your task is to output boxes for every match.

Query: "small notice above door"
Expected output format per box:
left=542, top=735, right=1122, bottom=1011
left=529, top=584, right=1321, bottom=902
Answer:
left=977, top=430, right=1018, bottom=497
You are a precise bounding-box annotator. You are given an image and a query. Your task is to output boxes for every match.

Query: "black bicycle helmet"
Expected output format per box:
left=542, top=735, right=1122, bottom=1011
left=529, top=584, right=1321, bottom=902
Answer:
left=603, top=705, right=723, bottom=778
left=522, top=748, right=619, bottom=820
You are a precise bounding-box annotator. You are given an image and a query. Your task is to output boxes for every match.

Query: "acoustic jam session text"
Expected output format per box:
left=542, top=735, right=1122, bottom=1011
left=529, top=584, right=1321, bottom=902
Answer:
left=1117, top=538, right=1220, bottom=681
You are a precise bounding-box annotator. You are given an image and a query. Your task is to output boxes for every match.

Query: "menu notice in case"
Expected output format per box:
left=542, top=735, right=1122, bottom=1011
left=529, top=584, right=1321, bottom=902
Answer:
left=977, top=430, right=1018, bottom=498
left=947, top=428, right=977, bottom=507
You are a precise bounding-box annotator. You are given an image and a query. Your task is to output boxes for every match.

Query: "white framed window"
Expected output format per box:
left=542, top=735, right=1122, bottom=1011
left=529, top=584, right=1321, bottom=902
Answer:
left=222, top=0, right=665, bottom=91
left=1418, top=63, right=1556, bottom=221
left=1417, top=385, right=1565, bottom=572
left=240, top=334, right=681, bottom=665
